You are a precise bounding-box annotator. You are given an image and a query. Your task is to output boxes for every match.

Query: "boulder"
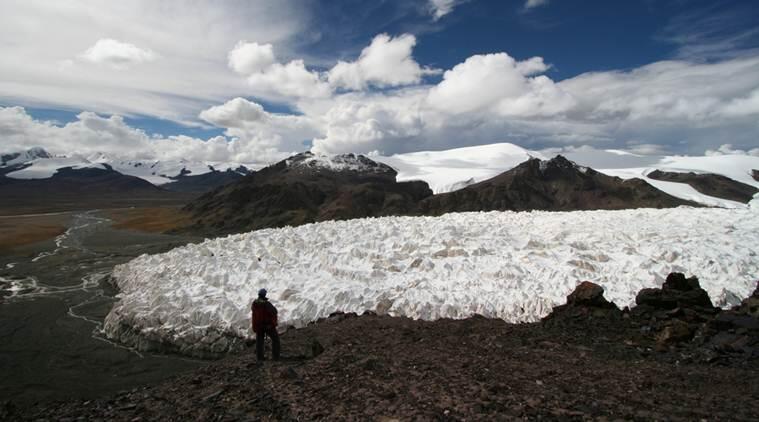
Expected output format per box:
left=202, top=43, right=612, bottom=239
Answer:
left=635, top=273, right=714, bottom=310
left=543, top=281, right=619, bottom=322
left=566, top=281, right=614, bottom=308
left=655, top=320, right=694, bottom=349
left=662, top=272, right=700, bottom=291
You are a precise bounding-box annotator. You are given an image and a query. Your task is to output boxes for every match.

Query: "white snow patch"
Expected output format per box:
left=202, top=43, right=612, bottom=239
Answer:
left=374, top=143, right=544, bottom=194
left=105, top=208, right=759, bottom=347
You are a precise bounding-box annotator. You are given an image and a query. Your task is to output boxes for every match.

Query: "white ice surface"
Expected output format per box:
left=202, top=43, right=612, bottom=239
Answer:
left=374, top=143, right=545, bottom=194
left=106, top=207, right=759, bottom=345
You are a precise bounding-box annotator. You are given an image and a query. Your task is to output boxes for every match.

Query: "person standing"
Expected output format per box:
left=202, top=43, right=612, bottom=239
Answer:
left=251, top=288, right=280, bottom=361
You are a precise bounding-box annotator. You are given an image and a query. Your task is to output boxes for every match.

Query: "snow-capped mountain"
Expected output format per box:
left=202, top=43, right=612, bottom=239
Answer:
left=183, top=151, right=432, bottom=235
left=418, top=155, right=696, bottom=214
left=0, top=146, right=52, bottom=166
left=0, top=147, right=254, bottom=185
left=3, top=145, right=757, bottom=211
left=374, top=143, right=759, bottom=208
left=0, top=147, right=257, bottom=197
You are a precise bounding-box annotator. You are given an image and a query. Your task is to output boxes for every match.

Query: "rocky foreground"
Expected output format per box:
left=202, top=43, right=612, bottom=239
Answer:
left=8, top=273, right=759, bottom=421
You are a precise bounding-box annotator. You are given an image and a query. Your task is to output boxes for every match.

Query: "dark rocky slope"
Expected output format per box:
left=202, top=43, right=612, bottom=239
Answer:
left=648, top=169, right=758, bottom=203
left=419, top=155, right=697, bottom=215
left=0, top=167, right=194, bottom=213
left=181, top=152, right=432, bottom=235
left=14, top=274, right=759, bottom=421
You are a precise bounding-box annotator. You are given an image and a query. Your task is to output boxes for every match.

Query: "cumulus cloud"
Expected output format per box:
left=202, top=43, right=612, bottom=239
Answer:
left=231, top=33, right=438, bottom=100
left=79, top=38, right=157, bottom=69
left=311, top=89, right=429, bottom=154
left=524, top=0, right=550, bottom=10
left=199, top=97, right=320, bottom=155
left=228, top=41, right=276, bottom=75
left=199, top=97, right=268, bottom=128
left=226, top=41, right=331, bottom=100
left=0, top=106, right=290, bottom=165
left=192, top=42, right=759, bottom=159
left=328, top=34, right=439, bottom=90
left=427, top=53, right=574, bottom=117
left=245, top=60, right=332, bottom=99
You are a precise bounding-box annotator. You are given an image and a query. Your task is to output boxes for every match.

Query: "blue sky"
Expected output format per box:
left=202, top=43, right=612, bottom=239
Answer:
left=1, top=0, right=758, bottom=162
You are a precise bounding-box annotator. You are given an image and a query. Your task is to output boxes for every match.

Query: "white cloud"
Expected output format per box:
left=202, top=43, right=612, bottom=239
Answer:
left=328, top=34, right=440, bottom=91
left=0, top=0, right=308, bottom=121
left=721, top=88, right=759, bottom=117
left=428, top=0, right=460, bottom=20
left=199, top=97, right=320, bottom=155
left=705, top=144, right=759, bottom=157
left=79, top=38, right=157, bottom=69
left=311, top=89, right=429, bottom=154
left=524, top=0, right=550, bottom=10
left=245, top=60, right=332, bottom=100
left=228, top=41, right=276, bottom=75
left=427, top=53, right=574, bottom=116
left=3, top=5, right=759, bottom=165
left=198, top=97, right=268, bottom=128
left=0, top=105, right=290, bottom=165
left=231, top=33, right=437, bottom=100
left=559, top=57, right=759, bottom=123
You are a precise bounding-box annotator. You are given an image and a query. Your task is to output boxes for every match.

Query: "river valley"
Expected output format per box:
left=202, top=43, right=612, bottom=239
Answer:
left=0, top=210, right=207, bottom=404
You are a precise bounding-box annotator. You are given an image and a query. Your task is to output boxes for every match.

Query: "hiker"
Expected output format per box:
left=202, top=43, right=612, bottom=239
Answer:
left=251, top=288, right=280, bottom=360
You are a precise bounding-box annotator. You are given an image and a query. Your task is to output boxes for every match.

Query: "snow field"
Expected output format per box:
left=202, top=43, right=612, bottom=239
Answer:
left=105, top=207, right=759, bottom=350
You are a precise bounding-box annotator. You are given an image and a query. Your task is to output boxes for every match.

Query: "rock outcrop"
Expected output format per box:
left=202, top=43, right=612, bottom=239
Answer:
left=542, top=281, right=620, bottom=323
left=647, top=169, right=758, bottom=203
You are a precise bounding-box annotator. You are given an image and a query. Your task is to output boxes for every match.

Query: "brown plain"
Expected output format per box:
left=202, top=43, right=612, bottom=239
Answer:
left=106, top=206, right=192, bottom=233
left=0, top=213, right=70, bottom=253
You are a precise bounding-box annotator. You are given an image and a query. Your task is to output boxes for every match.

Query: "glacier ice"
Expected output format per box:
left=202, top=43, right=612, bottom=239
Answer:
left=104, top=207, right=759, bottom=353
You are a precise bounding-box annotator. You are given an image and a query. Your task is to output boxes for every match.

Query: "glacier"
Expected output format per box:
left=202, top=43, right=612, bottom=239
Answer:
left=104, top=207, right=759, bottom=355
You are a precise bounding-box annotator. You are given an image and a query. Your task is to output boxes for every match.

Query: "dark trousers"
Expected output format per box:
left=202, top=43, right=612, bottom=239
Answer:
left=255, top=327, right=280, bottom=360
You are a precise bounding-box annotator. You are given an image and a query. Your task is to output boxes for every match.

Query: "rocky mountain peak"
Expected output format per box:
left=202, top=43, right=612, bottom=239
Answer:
left=1, top=146, right=52, bottom=166
left=532, top=155, right=592, bottom=177
left=285, top=152, right=396, bottom=176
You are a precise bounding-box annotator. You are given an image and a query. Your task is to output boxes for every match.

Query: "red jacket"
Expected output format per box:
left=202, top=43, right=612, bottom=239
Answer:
left=251, top=298, right=278, bottom=333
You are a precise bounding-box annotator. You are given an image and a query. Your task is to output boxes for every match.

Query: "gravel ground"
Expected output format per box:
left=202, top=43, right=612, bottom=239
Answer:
left=11, top=303, right=758, bottom=421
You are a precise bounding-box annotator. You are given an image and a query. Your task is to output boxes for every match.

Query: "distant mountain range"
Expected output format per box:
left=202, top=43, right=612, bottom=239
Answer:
left=0, top=147, right=254, bottom=213
left=0, top=147, right=253, bottom=192
left=180, top=151, right=757, bottom=236
left=1, top=145, right=757, bottom=223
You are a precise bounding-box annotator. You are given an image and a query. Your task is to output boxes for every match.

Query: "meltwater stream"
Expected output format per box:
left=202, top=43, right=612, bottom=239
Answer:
left=0, top=211, right=205, bottom=405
